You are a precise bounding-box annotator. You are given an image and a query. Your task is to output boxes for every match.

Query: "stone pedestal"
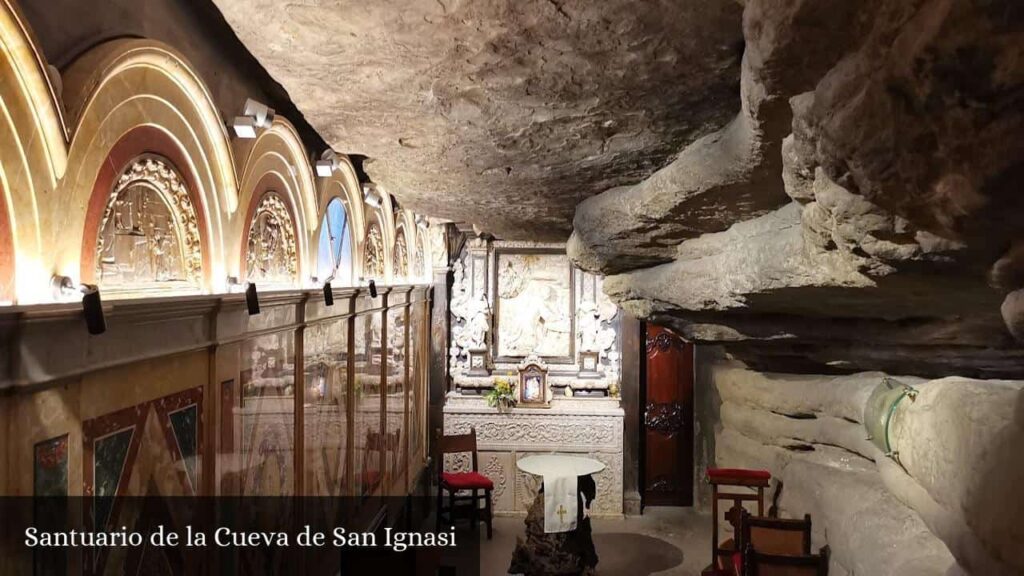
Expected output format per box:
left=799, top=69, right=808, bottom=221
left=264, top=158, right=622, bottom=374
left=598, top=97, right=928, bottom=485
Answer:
left=442, top=394, right=624, bottom=517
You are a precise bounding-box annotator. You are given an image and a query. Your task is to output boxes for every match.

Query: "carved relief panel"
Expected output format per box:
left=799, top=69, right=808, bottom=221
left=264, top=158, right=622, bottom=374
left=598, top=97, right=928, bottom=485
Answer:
left=95, top=156, right=202, bottom=290
left=245, top=192, right=297, bottom=284
left=494, top=250, right=574, bottom=360
left=364, top=222, right=385, bottom=278
left=393, top=228, right=409, bottom=280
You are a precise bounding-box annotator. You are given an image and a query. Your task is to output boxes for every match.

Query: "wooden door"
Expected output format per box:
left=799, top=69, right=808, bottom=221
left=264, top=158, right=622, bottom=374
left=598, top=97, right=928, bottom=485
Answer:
left=642, top=323, right=695, bottom=506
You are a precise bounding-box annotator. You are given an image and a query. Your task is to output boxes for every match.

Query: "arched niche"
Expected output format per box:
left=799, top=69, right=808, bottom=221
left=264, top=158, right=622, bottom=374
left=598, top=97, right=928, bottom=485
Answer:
left=362, top=215, right=387, bottom=283
left=81, top=142, right=209, bottom=295
left=233, top=118, right=317, bottom=285
left=241, top=186, right=300, bottom=288
left=316, top=197, right=354, bottom=285
left=59, top=38, right=236, bottom=293
left=362, top=187, right=396, bottom=283
left=393, top=224, right=409, bottom=283
left=316, top=156, right=365, bottom=286
left=0, top=0, right=68, bottom=302
left=0, top=180, right=13, bottom=302
left=89, top=153, right=205, bottom=293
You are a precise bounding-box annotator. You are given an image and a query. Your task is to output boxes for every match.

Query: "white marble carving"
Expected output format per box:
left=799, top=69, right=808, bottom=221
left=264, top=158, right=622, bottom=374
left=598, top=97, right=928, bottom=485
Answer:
left=443, top=395, right=624, bottom=517
left=450, top=256, right=491, bottom=374
left=495, top=252, right=572, bottom=358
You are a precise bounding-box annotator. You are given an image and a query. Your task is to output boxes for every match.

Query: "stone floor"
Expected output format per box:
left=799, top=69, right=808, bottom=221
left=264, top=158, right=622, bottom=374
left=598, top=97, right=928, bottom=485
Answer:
left=479, top=508, right=713, bottom=576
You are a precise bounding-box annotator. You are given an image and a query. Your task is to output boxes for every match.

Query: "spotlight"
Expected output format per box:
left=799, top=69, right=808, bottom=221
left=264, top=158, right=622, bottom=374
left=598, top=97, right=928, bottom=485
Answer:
left=362, top=183, right=382, bottom=209
left=316, top=150, right=340, bottom=178
left=416, top=215, right=429, bottom=229
left=368, top=279, right=378, bottom=298
left=80, top=284, right=106, bottom=335
left=323, top=281, right=334, bottom=306
left=231, top=98, right=274, bottom=139
left=245, top=282, right=260, bottom=315
left=50, top=274, right=76, bottom=300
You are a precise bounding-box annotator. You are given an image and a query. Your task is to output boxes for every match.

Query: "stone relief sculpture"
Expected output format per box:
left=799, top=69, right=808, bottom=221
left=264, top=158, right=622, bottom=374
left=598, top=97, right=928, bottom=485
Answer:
left=449, top=257, right=490, bottom=373
left=413, top=237, right=426, bottom=279
left=577, top=278, right=620, bottom=378
left=393, top=229, right=409, bottom=280
left=496, top=253, right=572, bottom=358
left=245, top=192, right=297, bottom=283
left=95, top=156, right=202, bottom=289
left=428, top=222, right=447, bottom=270
left=364, top=223, right=385, bottom=278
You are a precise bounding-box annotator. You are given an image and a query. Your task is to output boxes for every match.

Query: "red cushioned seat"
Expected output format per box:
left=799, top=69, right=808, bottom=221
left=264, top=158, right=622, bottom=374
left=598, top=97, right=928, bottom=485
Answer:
left=441, top=471, right=494, bottom=490
left=707, top=467, right=771, bottom=481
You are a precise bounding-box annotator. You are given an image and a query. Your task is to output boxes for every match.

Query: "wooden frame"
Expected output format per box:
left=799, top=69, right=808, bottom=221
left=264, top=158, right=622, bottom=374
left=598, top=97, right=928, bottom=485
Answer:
left=491, top=246, right=576, bottom=364
left=518, top=362, right=549, bottom=406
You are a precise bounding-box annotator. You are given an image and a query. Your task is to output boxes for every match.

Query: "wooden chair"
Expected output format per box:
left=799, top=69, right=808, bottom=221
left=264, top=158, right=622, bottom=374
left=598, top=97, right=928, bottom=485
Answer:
left=703, top=468, right=772, bottom=575
left=436, top=427, right=493, bottom=539
left=743, top=545, right=830, bottom=576
left=741, top=510, right=812, bottom=556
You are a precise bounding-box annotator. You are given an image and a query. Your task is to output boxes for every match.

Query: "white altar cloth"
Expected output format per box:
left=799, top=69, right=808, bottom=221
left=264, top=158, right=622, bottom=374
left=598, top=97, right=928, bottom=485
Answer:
left=517, top=455, right=605, bottom=533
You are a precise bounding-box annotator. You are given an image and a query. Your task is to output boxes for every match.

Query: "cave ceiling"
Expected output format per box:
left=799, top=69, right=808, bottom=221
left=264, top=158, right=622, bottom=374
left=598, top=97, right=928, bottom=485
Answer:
left=210, top=0, right=745, bottom=240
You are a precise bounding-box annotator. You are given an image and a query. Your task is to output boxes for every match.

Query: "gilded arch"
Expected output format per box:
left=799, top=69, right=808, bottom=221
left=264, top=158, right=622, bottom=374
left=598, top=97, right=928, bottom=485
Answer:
left=0, top=0, right=68, bottom=302
left=234, top=118, right=317, bottom=285
left=59, top=38, right=237, bottom=293
left=315, top=157, right=364, bottom=286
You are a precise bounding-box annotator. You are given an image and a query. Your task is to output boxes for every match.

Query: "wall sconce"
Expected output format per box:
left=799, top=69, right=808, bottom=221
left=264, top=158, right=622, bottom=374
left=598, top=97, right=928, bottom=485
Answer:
left=245, top=282, right=260, bottom=315
left=316, top=149, right=340, bottom=178
left=231, top=98, right=274, bottom=139
left=362, top=183, right=382, bottom=208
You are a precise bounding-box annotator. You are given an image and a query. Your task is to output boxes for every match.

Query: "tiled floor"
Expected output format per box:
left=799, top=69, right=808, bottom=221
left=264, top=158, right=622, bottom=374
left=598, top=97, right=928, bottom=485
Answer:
left=478, top=507, right=713, bottom=575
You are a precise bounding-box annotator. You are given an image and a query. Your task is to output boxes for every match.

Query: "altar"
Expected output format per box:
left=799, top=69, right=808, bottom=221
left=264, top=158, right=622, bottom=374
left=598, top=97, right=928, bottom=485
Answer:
left=443, top=394, right=624, bottom=517
left=442, top=238, right=625, bottom=517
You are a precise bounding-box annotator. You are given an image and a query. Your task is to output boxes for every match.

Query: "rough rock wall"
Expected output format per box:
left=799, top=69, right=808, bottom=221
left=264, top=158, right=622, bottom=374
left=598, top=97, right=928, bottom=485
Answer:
left=570, top=0, right=1024, bottom=378
left=710, top=363, right=1024, bottom=575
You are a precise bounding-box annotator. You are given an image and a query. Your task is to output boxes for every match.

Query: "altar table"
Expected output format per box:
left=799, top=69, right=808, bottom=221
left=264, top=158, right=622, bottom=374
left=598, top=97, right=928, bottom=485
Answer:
left=508, top=455, right=605, bottom=575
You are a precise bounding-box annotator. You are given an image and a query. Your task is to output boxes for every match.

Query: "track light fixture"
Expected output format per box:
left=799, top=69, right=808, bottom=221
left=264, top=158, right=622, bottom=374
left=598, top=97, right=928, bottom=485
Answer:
left=81, top=284, right=106, bottom=335
left=316, top=149, right=340, bottom=178
left=322, top=274, right=334, bottom=306
left=416, top=215, right=429, bottom=229
left=323, top=282, right=334, bottom=306
left=245, top=282, right=260, bottom=315
left=362, top=183, right=382, bottom=209
left=51, top=275, right=106, bottom=335
left=231, top=98, right=274, bottom=139
left=368, top=279, right=378, bottom=298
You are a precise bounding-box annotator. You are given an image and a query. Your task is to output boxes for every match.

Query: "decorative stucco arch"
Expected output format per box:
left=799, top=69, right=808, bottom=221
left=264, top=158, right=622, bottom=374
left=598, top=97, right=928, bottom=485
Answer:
left=362, top=187, right=396, bottom=283
left=0, top=0, right=68, bottom=302
left=315, top=156, right=364, bottom=286
left=58, top=38, right=237, bottom=294
left=233, top=117, right=318, bottom=287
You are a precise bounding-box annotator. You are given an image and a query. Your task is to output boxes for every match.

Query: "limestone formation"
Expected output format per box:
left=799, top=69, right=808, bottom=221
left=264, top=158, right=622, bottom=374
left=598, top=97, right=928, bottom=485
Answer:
left=209, top=0, right=744, bottom=240
left=710, top=365, right=1024, bottom=575
left=569, top=0, right=1024, bottom=377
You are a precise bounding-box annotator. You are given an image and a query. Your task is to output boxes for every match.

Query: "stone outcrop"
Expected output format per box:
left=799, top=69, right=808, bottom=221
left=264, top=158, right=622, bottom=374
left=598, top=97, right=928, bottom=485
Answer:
left=209, top=0, right=744, bottom=240
left=569, top=0, right=1024, bottom=377
left=710, top=365, right=1024, bottom=575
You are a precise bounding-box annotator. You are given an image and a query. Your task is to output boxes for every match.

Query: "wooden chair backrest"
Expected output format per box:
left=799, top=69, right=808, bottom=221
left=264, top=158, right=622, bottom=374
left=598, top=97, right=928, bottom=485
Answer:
left=746, top=546, right=829, bottom=576
left=438, top=427, right=478, bottom=473
left=742, top=513, right=812, bottom=556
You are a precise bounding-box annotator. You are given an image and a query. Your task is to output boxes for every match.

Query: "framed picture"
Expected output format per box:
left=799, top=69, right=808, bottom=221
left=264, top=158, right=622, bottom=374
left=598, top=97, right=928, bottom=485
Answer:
left=518, top=357, right=549, bottom=406
left=578, top=350, right=600, bottom=378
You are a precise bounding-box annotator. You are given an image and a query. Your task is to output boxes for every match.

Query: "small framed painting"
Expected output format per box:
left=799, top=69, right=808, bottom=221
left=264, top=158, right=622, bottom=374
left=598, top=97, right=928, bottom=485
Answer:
left=518, top=359, right=549, bottom=406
